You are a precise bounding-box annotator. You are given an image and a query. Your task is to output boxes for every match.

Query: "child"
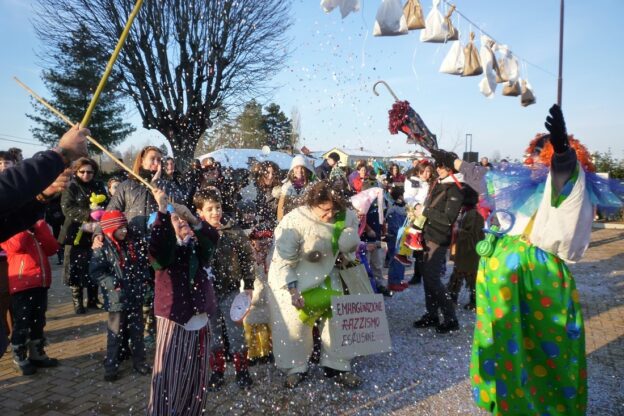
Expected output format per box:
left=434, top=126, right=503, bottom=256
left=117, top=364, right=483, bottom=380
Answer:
left=89, top=210, right=150, bottom=381
left=194, top=188, right=255, bottom=390
left=447, top=186, right=484, bottom=310
left=1, top=219, right=60, bottom=375
left=385, top=187, right=409, bottom=292
left=146, top=189, right=219, bottom=416
left=395, top=161, right=434, bottom=268
left=243, top=229, right=273, bottom=365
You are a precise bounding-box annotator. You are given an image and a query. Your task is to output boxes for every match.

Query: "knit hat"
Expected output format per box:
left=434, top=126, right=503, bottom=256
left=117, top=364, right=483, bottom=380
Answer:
left=289, top=155, right=312, bottom=172
left=100, top=210, right=127, bottom=236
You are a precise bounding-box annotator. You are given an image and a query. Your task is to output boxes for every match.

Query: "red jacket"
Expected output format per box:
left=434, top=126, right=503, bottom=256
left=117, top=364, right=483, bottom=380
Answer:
left=1, top=220, right=59, bottom=294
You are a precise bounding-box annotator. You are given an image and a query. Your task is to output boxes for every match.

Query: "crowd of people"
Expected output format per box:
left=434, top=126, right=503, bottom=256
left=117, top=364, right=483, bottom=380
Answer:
left=0, top=104, right=595, bottom=416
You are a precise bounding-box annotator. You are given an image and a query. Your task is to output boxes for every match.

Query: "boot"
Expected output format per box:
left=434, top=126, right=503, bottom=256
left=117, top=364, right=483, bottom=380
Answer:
left=71, top=287, right=85, bottom=314
left=28, top=338, right=59, bottom=367
left=12, top=344, right=37, bottom=375
left=208, top=349, right=226, bottom=392
left=86, top=286, right=101, bottom=309
left=234, top=352, right=253, bottom=389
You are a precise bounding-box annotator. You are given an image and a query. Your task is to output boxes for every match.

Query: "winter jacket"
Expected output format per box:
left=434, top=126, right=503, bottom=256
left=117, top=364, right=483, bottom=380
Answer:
left=89, top=235, right=147, bottom=313
left=210, top=218, right=255, bottom=298
left=0, top=150, right=66, bottom=241
left=277, top=180, right=312, bottom=221
left=361, top=200, right=383, bottom=243
left=253, top=185, right=279, bottom=233
left=107, top=174, right=184, bottom=240
left=453, top=207, right=485, bottom=273
left=1, top=220, right=59, bottom=295
left=268, top=206, right=360, bottom=292
left=59, top=179, right=108, bottom=247
left=385, top=199, right=407, bottom=238
left=315, top=160, right=332, bottom=181
left=422, top=175, right=464, bottom=246
left=404, top=176, right=430, bottom=207
left=148, top=212, right=220, bottom=325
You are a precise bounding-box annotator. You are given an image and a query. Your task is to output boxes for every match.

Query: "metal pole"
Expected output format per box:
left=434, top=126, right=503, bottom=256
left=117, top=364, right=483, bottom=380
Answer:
left=557, top=0, right=564, bottom=107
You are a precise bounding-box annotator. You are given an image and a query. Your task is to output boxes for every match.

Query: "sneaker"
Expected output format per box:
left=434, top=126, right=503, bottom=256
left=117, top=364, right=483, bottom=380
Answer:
left=235, top=369, right=253, bottom=389
left=377, top=285, right=393, bottom=297
left=393, top=254, right=412, bottom=266
left=405, top=231, right=424, bottom=251
left=133, top=362, right=152, bottom=376
left=207, top=371, right=225, bottom=392
left=333, top=372, right=362, bottom=389
left=436, top=320, right=460, bottom=334
left=413, top=315, right=440, bottom=328
left=284, top=372, right=306, bottom=389
left=388, top=283, right=407, bottom=292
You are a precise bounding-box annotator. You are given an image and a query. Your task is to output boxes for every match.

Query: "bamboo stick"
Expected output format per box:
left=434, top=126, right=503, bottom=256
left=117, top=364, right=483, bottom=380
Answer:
left=14, top=77, right=155, bottom=192
left=81, top=0, right=144, bottom=127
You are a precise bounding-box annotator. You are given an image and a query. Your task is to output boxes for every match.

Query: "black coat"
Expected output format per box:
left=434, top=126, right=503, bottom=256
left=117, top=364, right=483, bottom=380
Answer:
left=422, top=176, right=464, bottom=246
left=0, top=150, right=65, bottom=241
left=59, top=179, right=108, bottom=247
left=315, top=160, right=332, bottom=181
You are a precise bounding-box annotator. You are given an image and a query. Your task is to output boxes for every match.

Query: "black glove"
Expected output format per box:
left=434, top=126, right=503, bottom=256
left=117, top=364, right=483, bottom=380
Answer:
left=430, top=148, right=457, bottom=170
left=544, top=104, right=569, bottom=154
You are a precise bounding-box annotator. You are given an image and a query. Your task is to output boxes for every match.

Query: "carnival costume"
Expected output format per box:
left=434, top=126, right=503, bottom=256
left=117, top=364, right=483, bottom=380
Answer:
left=469, top=105, right=622, bottom=416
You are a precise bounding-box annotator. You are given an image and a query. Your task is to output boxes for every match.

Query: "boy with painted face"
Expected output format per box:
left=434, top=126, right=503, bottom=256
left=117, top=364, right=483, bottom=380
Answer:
left=193, top=188, right=255, bottom=390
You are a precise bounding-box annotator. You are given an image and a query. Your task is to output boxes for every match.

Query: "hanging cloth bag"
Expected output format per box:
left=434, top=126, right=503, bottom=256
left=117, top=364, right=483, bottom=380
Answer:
left=420, top=0, right=450, bottom=43
left=462, top=32, right=482, bottom=76
left=403, top=0, right=426, bottom=30
left=373, top=0, right=409, bottom=36
left=494, top=44, right=520, bottom=84
left=321, top=0, right=361, bottom=19
left=439, top=39, right=464, bottom=75
left=520, top=79, right=536, bottom=106
left=444, top=4, right=459, bottom=41
left=502, top=80, right=522, bottom=97
left=478, top=35, right=501, bottom=98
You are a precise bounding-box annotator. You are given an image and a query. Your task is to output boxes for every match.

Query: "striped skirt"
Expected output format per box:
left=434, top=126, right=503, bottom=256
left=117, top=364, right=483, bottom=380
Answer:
left=147, top=317, right=210, bottom=416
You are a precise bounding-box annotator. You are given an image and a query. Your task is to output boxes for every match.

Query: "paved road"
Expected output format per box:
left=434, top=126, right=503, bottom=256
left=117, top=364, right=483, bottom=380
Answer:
left=0, top=229, right=622, bottom=415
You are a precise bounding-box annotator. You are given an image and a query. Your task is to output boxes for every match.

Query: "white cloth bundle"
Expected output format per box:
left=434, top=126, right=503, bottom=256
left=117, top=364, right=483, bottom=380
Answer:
left=478, top=35, right=498, bottom=98
left=420, top=0, right=451, bottom=43
left=373, top=0, right=409, bottom=36
left=439, top=40, right=464, bottom=75
left=321, top=0, right=361, bottom=18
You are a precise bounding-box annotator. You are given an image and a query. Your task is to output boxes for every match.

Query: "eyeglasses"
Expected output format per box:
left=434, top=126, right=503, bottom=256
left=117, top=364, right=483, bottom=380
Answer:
left=78, top=170, right=95, bottom=175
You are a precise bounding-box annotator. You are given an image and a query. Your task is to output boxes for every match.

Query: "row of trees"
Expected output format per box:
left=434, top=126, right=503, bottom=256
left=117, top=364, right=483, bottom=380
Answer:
left=29, top=0, right=293, bottom=167
left=196, top=100, right=300, bottom=155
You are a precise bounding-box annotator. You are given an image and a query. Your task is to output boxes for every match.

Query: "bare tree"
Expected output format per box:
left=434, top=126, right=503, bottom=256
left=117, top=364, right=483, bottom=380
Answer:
left=34, top=0, right=292, bottom=166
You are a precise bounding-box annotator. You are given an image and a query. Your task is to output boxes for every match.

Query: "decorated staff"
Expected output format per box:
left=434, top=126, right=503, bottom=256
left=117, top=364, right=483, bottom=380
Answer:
left=14, top=78, right=154, bottom=192
left=373, top=80, right=438, bottom=151
left=14, top=0, right=148, bottom=188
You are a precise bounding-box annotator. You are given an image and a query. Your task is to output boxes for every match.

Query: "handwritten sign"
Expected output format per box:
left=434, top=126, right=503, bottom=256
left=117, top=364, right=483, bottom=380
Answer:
left=329, top=294, right=391, bottom=358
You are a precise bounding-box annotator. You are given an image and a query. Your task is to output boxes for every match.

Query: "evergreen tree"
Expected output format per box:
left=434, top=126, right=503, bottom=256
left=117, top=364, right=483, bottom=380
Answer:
left=262, top=103, right=293, bottom=151
left=27, top=23, right=135, bottom=153
left=237, top=100, right=267, bottom=149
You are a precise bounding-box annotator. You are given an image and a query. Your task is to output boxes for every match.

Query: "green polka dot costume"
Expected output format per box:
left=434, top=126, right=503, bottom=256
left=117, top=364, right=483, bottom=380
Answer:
left=470, top=166, right=590, bottom=415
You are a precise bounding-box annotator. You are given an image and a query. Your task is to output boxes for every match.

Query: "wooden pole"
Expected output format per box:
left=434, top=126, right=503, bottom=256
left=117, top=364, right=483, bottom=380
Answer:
left=14, top=77, right=155, bottom=192
left=81, top=0, right=144, bottom=127
left=557, top=0, right=564, bottom=107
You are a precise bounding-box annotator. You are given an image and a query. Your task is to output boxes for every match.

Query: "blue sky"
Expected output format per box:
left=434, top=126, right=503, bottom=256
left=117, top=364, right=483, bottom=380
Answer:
left=1, top=0, right=623, bottom=161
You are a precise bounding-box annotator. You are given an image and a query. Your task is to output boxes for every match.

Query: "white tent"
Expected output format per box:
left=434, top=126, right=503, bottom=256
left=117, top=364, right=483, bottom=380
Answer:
left=197, top=148, right=294, bottom=170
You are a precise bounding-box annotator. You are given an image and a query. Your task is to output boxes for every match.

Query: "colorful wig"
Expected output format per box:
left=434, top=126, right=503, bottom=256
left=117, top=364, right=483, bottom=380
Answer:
left=523, top=133, right=595, bottom=172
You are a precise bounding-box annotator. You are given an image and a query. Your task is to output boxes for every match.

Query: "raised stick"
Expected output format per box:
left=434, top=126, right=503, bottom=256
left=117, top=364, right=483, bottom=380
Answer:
left=14, top=77, right=155, bottom=192
left=81, top=0, right=144, bottom=127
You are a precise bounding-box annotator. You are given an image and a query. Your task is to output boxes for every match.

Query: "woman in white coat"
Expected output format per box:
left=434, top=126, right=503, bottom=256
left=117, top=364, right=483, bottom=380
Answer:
left=267, top=181, right=361, bottom=389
